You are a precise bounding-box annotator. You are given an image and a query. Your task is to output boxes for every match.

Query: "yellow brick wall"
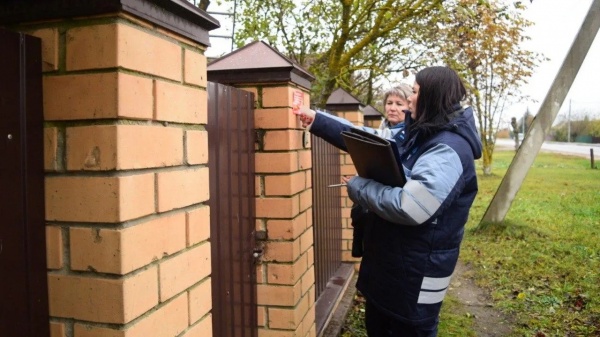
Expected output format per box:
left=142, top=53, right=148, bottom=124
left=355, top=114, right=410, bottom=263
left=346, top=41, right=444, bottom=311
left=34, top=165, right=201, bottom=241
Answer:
left=249, top=84, right=316, bottom=337
left=26, top=15, right=212, bottom=336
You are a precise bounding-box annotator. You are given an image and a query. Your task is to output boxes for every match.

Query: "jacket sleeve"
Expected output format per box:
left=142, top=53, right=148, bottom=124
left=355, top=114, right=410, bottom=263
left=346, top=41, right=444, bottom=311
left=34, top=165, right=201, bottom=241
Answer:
left=346, top=143, right=464, bottom=226
left=309, top=111, right=399, bottom=151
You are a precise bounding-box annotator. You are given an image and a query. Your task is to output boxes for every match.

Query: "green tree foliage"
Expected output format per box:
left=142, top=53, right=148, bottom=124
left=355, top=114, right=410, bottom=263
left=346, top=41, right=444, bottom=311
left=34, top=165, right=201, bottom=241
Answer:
left=421, top=0, right=544, bottom=175
left=552, top=114, right=600, bottom=141
left=230, top=0, right=442, bottom=107
left=225, top=0, right=542, bottom=176
left=588, top=119, right=600, bottom=137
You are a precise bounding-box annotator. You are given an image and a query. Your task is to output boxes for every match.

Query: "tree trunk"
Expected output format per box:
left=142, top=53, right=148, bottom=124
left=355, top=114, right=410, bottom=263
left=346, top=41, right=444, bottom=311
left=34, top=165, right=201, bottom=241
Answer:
left=481, top=141, right=494, bottom=176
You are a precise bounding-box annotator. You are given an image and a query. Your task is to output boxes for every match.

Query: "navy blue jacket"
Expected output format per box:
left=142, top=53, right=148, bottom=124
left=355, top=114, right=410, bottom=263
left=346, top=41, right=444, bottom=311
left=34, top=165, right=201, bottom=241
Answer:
left=309, top=107, right=482, bottom=325
left=307, top=111, right=406, bottom=150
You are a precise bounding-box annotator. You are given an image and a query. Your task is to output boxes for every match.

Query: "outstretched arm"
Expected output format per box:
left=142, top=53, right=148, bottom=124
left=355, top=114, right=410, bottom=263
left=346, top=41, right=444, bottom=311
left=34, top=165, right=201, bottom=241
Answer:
left=294, top=107, right=401, bottom=151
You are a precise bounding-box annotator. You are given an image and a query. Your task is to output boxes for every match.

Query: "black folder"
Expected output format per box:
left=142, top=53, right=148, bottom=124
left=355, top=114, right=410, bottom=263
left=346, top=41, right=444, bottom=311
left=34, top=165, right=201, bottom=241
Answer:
left=340, top=128, right=406, bottom=187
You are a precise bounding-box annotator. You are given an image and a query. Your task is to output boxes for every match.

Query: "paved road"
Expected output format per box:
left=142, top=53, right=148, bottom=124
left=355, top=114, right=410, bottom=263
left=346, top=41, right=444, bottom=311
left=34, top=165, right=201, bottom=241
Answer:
left=495, top=138, right=600, bottom=159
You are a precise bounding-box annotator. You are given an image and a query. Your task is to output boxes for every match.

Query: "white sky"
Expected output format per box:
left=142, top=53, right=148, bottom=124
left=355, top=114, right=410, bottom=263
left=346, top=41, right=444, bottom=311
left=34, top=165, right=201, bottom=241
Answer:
left=205, top=0, right=600, bottom=124
left=506, top=0, right=600, bottom=125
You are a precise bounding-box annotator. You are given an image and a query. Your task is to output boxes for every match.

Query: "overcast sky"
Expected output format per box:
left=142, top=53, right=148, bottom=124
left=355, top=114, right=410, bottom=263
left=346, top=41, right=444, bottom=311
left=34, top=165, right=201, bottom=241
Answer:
left=507, top=0, right=600, bottom=124
left=205, top=0, right=600, bottom=124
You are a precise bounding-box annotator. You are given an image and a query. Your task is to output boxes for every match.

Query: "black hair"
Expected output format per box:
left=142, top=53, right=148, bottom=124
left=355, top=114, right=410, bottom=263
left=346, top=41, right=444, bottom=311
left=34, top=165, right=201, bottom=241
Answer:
left=410, top=66, right=466, bottom=138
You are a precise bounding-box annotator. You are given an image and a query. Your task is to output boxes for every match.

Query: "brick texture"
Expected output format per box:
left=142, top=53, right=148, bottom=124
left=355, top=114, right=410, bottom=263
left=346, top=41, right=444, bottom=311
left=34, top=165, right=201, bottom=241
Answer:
left=181, top=316, right=212, bottom=337
left=66, top=125, right=184, bottom=171
left=266, top=212, right=307, bottom=240
left=156, top=168, right=209, bottom=213
left=258, top=329, right=296, bottom=337
left=69, top=213, right=186, bottom=274
left=45, top=226, right=63, bottom=270
left=159, top=243, right=211, bottom=301
left=298, top=149, right=312, bottom=170
left=267, top=295, right=309, bottom=329
left=255, top=196, right=299, bottom=218
left=267, top=253, right=308, bottom=285
left=256, top=283, right=301, bottom=306
left=49, top=321, right=65, bottom=337
left=155, top=80, right=207, bottom=124
left=120, top=293, right=189, bottom=336
left=254, top=108, right=298, bottom=129
left=262, top=240, right=301, bottom=263
left=184, top=49, right=207, bottom=87
left=45, top=174, right=155, bottom=223
left=186, top=130, right=209, bottom=165
left=66, top=23, right=181, bottom=81
left=43, top=72, right=153, bottom=121
left=262, top=86, right=293, bottom=108
left=73, top=293, right=188, bottom=337
left=255, top=152, right=298, bottom=173
left=44, top=127, right=59, bottom=171
left=186, top=206, right=210, bottom=247
left=263, top=130, right=304, bottom=151
left=188, top=278, right=212, bottom=323
left=28, top=28, right=59, bottom=72
left=48, top=267, right=158, bottom=324
left=264, top=172, right=306, bottom=196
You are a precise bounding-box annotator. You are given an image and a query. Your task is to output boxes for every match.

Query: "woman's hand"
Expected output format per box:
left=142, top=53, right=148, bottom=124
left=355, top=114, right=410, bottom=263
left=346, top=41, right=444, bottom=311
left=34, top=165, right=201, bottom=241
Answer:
left=293, top=106, right=316, bottom=128
left=341, top=176, right=353, bottom=184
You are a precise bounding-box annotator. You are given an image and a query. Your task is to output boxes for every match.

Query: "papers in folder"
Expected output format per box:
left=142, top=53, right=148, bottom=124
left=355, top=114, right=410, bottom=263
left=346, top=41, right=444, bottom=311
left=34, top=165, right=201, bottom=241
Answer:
left=340, top=128, right=406, bottom=187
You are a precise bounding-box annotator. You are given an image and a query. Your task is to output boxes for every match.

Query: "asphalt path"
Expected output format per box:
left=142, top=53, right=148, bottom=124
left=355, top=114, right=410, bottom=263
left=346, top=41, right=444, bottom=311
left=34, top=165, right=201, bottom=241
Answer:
left=495, top=138, right=600, bottom=159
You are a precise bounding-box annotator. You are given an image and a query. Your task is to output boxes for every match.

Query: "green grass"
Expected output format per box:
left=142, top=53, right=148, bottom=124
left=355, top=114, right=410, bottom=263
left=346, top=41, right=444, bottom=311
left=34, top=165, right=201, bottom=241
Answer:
left=341, top=150, right=600, bottom=336
left=341, top=292, right=476, bottom=337
left=462, top=151, right=600, bottom=336
left=341, top=294, right=368, bottom=337
left=437, top=295, right=477, bottom=336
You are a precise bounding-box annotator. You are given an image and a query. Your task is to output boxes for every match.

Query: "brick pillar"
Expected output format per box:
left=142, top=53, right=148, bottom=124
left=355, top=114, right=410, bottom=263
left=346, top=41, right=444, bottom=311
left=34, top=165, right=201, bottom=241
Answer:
left=364, top=105, right=384, bottom=129
left=208, top=41, right=317, bottom=337
left=1, top=2, right=218, bottom=336
left=255, top=85, right=315, bottom=337
left=325, top=90, right=367, bottom=269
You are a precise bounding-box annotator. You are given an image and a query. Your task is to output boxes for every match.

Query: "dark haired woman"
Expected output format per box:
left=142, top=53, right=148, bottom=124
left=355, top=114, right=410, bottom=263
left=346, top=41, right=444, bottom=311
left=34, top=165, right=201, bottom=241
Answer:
left=298, top=66, right=482, bottom=336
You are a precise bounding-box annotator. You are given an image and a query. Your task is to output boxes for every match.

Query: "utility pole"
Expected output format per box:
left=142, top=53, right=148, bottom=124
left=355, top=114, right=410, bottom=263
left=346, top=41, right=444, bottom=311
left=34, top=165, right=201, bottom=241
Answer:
left=482, top=0, right=600, bottom=224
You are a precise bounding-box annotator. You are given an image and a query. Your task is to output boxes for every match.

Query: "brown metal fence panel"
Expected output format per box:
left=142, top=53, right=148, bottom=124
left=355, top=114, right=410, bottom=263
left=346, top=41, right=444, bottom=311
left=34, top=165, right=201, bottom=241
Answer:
left=311, top=134, right=342, bottom=298
left=207, top=82, right=257, bottom=337
left=0, top=28, right=49, bottom=337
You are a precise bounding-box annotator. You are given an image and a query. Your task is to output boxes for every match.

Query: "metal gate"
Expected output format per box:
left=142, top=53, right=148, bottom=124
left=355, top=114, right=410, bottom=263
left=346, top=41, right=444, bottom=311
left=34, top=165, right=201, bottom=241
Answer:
left=0, top=28, right=49, bottom=337
left=207, top=82, right=257, bottom=337
left=311, top=135, right=342, bottom=298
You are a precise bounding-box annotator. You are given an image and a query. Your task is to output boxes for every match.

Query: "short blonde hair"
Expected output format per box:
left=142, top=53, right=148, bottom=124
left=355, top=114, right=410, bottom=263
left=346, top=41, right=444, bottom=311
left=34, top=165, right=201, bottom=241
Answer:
left=383, top=83, right=412, bottom=104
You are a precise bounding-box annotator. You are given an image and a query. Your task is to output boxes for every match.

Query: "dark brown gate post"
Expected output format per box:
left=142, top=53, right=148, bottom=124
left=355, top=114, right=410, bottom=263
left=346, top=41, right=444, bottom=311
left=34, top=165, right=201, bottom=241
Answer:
left=0, top=28, right=49, bottom=337
left=206, top=81, right=257, bottom=337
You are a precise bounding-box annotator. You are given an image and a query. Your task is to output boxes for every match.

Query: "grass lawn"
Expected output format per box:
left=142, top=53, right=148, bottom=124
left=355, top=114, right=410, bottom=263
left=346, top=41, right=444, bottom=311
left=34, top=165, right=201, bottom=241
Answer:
left=341, top=150, right=600, bottom=336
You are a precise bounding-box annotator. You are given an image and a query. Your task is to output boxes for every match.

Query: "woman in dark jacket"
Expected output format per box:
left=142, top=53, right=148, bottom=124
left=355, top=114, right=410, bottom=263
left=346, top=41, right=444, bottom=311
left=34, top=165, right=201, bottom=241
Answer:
left=298, top=66, right=482, bottom=336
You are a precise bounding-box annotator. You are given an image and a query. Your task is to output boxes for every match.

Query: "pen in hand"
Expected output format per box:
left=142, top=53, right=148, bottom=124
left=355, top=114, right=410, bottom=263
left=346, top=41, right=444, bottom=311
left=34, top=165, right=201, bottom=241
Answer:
left=328, top=177, right=352, bottom=188
left=327, top=183, right=347, bottom=188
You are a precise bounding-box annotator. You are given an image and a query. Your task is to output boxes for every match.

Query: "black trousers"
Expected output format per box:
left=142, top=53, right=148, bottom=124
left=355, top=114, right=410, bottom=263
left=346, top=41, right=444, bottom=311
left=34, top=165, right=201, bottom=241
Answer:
left=365, top=300, right=438, bottom=337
